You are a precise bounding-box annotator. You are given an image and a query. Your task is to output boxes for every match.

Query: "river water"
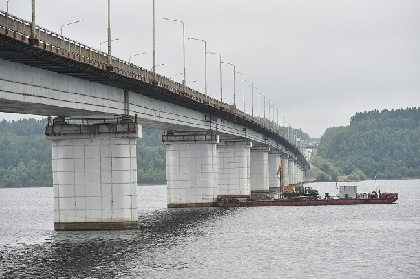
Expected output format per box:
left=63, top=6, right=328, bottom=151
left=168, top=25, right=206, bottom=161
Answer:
left=0, top=180, right=419, bottom=278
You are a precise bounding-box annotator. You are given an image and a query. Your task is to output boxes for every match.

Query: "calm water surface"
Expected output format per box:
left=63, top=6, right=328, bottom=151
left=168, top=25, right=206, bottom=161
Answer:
left=0, top=180, right=419, bottom=278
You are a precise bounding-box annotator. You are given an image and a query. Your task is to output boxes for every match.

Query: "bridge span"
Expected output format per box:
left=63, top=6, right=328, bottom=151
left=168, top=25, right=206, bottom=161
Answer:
left=0, top=11, right=309, bottom=230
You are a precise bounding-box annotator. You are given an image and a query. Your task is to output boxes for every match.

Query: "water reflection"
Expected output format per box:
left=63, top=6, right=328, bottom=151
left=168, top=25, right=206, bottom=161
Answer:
left=1, top=207, right=239, bottom=278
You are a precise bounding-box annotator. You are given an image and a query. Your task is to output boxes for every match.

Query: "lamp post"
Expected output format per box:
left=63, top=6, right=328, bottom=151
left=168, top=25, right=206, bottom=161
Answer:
left=60, top=20, right=82, bottom=36
left=249, top=84, right=258, bottom=119
left=207, top=51, right=223, bottom=102
left=222, top=62, right=236, bottom=107
left=163, top=17, right=186, bottom=91
left=107, top=0, right=112, bottom=65
left=31, top=0, right=36, bottom=41
left=254, top=89, right=261, bottom=118
left=237, top=72, right=245, bottom=112
left=152, top=0, right=156, bottom=78
left=5, top=0, right=11, bottom=30
left=188, top=37, right=207, bottom=99
left=263, top=94, right=266, bottom=120
left=285, top=122, right=292, bottom=142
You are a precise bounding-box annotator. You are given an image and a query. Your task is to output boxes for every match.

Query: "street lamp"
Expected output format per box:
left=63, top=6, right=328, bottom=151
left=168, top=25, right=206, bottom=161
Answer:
left=100, top=38, right=119, bottom=52
left=257, top=90, right=262, bottom=118
left=162, top=17, right=186, bottom=91
left=107, top=0, right=112, bottom=65
left=246, top=82, right=257, bottom=119
left=129, top=52, right=147, bottom=63
left=222, top=62, right=236, bottom=107
left=237, top=72, right=245, bottom=112
left=285, top=122, right=292, bottom=142
left=6, top=0, right=11, bottom=14
left=60, top=20, right=82, bottom=36
left=263, top=94, right=266, bottom=120
left=207, top=51, right=223, bottom=102
left=152, top=0, right=156, bottom=77
left=31, top=0, right=36, bottom=41
left=188, top=37, right=207, bottom=99
left=5, top=0, right=12, bottom=30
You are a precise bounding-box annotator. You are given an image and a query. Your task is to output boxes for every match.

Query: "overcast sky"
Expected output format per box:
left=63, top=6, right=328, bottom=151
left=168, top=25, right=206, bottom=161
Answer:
left=1, top=0, right=419, bottom=137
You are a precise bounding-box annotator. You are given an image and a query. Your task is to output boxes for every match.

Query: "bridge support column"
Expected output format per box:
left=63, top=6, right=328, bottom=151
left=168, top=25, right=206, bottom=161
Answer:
left=295, top=162, right=302, bottom=184
left=268, top=152, right=281, bottom=192
left=295, top=164, right=301, bottom=183
left=297, top=164, right=305, bottom=183
left=250, top=146, right=270, bottom=193
left=281, top=156, right=289, bottom=186
left=217, top=140, right=251, bottom=196
left=163, top=131, right=219, bottom=207
left=46, top=117, right=140, bottom=230
left=288, top=159, right=295, bottom=185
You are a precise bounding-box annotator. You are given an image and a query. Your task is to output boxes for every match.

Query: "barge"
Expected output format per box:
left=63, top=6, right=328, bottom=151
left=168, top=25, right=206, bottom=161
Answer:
left=217, top=185, right=398, bottom=207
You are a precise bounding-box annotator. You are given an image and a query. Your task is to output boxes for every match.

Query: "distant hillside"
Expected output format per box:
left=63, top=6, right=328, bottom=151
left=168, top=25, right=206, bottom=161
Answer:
left=0, top=119, right=165, bottom=187
left=312, top=107, right=420, bottom=181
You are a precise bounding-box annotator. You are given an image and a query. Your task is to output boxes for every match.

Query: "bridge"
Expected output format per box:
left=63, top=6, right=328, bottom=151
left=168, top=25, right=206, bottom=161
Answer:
left=0, top=11, right=309, bottom=230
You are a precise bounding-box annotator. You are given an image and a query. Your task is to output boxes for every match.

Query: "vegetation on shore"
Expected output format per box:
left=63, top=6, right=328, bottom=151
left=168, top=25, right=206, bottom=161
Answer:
left=312, top=108, right=420, bottom=181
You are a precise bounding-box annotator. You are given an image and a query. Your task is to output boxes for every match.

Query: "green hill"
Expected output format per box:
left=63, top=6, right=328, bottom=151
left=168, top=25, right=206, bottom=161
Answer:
left=0, top=118, right=166, bottom=187
left=312, top=107, right=420, bottom=181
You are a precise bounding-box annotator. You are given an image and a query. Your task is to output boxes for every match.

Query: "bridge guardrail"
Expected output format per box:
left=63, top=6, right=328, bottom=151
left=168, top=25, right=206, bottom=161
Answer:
left=0, top=10, right=308, bottom=167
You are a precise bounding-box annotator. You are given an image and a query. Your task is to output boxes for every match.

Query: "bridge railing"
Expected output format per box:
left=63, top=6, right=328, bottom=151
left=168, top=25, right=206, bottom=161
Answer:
left=0, top=10, right=241, bottom=113
left=0, top=10, right=307, bottom=164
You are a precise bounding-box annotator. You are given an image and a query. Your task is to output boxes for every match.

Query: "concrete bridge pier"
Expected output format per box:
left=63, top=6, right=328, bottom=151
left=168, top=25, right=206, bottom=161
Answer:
left=45, top=117, right=140, bottom=230
left=268, top=152, right=282, bottom=192
left=295, top=163, right=301, bottom=183
left=217, top=139, right=251, bottom=196
left=250, top=145, right=270, bottom=193
left=288, top=158, right=295, bottom=185
left=281, top=156, right=290, bottom=187
left=297, top=164, right=305, bottom=183
left=295, top=162, right=303, bottom=183
left=163, top=131, right=219, bottom=207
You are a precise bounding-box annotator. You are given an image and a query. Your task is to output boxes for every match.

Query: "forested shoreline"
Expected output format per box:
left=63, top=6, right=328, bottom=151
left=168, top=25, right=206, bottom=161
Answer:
left=0, top=118, right=166, bottom=187
left=312, top=108, right=420, bottom=181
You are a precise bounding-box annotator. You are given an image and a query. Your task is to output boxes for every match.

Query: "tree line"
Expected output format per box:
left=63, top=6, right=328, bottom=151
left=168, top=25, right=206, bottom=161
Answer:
left=312, top=107, right=420, bottom=181
left=0, top=119, right=166, bottom=187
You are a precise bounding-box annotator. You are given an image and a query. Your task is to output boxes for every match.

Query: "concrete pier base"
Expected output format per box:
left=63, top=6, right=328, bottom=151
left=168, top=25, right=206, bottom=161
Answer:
left=250, top=145, right=270, bottom=193
left=46, top=117, right=140, bottom=230
left=163, top=131, right=219, bottom=207
left=217, top=140, right=251, bottom=196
